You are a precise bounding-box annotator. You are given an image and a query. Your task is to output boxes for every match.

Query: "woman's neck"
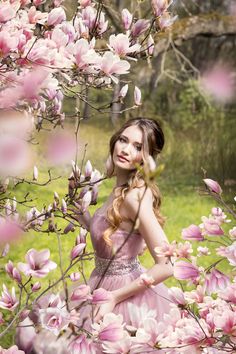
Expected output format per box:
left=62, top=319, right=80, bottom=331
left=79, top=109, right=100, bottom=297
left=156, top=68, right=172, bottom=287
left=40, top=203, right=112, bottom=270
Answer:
left=114, top=169, right=132, bottom=188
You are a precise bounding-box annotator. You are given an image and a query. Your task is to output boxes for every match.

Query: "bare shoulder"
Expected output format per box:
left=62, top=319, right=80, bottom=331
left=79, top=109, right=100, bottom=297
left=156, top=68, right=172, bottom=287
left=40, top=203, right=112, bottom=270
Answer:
left=123, top=185, right=153, bottom=220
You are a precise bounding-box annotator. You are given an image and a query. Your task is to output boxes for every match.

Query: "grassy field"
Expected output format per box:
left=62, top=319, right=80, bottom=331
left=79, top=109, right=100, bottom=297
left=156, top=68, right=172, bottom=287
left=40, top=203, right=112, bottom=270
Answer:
left=0, top=120, right=234, bottom=348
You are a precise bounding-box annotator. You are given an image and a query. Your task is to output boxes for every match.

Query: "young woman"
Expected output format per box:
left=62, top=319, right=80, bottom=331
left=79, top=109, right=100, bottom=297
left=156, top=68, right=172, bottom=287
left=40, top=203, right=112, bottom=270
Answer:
left=81, top=117, right=173, bottom=326
left=17, top=117, right=173, bottom=353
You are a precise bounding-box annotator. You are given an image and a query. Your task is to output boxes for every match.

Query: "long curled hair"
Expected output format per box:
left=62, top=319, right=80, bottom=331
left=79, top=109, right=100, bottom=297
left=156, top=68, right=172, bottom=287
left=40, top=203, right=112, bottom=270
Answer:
left=104, top=117, right=165, bottom=246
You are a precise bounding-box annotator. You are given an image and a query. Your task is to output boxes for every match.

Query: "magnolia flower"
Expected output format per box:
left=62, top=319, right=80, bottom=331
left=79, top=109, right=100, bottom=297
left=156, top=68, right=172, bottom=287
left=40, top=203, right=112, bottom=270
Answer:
left=69, top=334, right=96, bottom=354
left=70, top=243, right=86, bottom=260
left=0, top=284, right=19, bottom=311
left=92, top=313, right=125, bottom=342
left=182, top=224, right=204, bottom=241
left=134, top=86, right=142, bottom=106
left=118, top=84, right=129, bottom=99
left=47, top=7, right=66, bottom=26
left=126, top=303, right=157, bottom=331
left=61, top=198, right=67, bottom=214
left=0, top=2, right=20, bottom=23
left=155, top=241, right=177, bottom=257
left=229, top=226, right=236, bottom=239
left=18, top=249, right=57, bottom=278
left=213, top=308, right=236, bottom=336
left=102, top=332, right=132, bottom=354
left=0, top=345, right=25, bottom=354
left=131, top=19, right=150, bottom=37
left=99, top=52, right=130, bottom=83
left=201, top=216, right=224, bottom=236
left=201, top=64, right=235, bottom=103
left=84, top=160, right=92, bottom=178
left=159, top=12, right=178, bottom=30
left=39, top=307, right=70, bottom=336
left=173, top=260, right=200, bottom=281
left=168, top=287, right=186, bottom=306
left=203, top=178, right=222, bottom=194
left=121, top=8, right=133, bottom=30
left=69, top=272, right=81, bottom=282
left=205, top=268, right=230, bottom=295
left=218, top=283, right=236, bottom=304
left=70, top=284, right=91, bottom=302
left=217, top=242, right=236, bottom=266
left=92, top=288, right=112, bottom=304
left=108, top=34, right=140, bottom=57
left=32, top=282, right=41, bottom=292
left=81, top=190, right=92, bottom=212
left=197, top=246, right=210, bottom=256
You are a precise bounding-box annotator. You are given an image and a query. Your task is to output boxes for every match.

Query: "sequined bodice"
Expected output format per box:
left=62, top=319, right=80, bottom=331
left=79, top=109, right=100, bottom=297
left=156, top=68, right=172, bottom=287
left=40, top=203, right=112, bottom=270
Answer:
left=90, top=209, right=145, bottom=260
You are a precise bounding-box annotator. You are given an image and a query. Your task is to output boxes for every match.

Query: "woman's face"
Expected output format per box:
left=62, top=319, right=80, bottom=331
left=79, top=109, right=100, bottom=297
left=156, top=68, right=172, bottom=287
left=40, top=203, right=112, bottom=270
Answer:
left=113, top=126, right=144, bottom=171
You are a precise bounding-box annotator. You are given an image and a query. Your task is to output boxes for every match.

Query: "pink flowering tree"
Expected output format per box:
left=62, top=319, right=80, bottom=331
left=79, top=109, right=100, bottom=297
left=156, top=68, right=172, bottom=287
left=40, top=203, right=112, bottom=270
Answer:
left=0, top=1, right=236, bottom=353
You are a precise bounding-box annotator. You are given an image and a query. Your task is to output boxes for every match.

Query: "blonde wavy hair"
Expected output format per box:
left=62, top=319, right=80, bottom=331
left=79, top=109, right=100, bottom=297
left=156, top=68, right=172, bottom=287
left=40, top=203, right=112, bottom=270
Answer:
left=103, top=117, right=165, bottom=246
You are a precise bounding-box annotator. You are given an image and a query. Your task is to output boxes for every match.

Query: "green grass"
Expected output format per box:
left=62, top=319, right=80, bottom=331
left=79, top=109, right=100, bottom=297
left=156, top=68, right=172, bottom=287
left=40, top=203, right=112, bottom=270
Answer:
left=0, top=120, right=234, bottom=348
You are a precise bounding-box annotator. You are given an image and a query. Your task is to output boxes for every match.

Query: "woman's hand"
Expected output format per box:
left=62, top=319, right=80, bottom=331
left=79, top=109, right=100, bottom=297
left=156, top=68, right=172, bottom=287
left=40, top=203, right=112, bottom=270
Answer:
left=93, top=292, right=117, bottom=323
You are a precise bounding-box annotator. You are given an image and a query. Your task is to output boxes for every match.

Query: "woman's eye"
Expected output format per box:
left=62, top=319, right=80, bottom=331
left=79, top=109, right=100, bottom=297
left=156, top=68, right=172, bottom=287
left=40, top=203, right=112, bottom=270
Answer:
left=135, top=146, right=142, bottom=151
left=119, top=137, right=126, bottom=143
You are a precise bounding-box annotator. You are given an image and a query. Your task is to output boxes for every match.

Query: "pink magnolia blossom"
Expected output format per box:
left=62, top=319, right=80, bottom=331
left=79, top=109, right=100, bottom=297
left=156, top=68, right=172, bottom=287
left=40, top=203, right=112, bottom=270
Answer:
left=134, top=86, right=142, bottom=106
left=81, top=190, right=92, bottom=212
left=173, top=260, right=200, bottom=281
left=203, top=178, right=222, bottom=194
left=70, top=284, right=91, bottom=302
left=138, top=273, right=155, bottom=288
left=70, top=243, right=86, bottom=260
left=197, top=246, right=210, bottom=256
left=108, top=34, right=140, bottom=57
left=92, top=313, right=125, bottom=342
left=28, top=6, right=48, bottom=24
left=102, top=332, right=132, bottom=354
left=118, top=84, right=129, bottom=99
left=61, top=198, right=67, bottom=214
left=159, top=12, right=178, bottom=30
left=0, top=218, right=22, bottom=244
left=81, top=6, right=108, bottom=35
left=0, top=284, right=18, bottom=311
left=218, top=283, right=236, bottom=304
left=32, top=282, right=41, bottom=292
left=216, top=242, right=236, bottom=266
left=155, top=240, right=177, bottom=257
left=214, top=308, right=236, bottom=336
left=84, top=160, right=93, bottom=178
left=184, top=285, right=206, bottom=304
left=0, top=31, right=18, bottom=57
left=131, top=19, right=150, bottom=37
left=69, top=272, right=81, bottom=282
left=0, top=345, right=25, bottom=354
left=18, top=248, right=57, bottom=278
left=100, top=52, right=130, bottom=83
left=229, top=226, right=236, bottom=239
left=76, top=227, right=88, bottom=244
left=33, top=0, right=46, bottom=5
left=92, top=288, right=111, bottom=305
left=201, top=216, right=224, bottom=236
left=205, top=268, right=230, bottom=295
left=182, top=224, right=204, bottom=241
left=121, top=8, right=133, bottom=31
left=79, top=0, right=92, bottom=8
left=201, top=65, right=235, bottom=103
left=126, top=303, right=157, bottom=331
left=46, top=131, right=76, bottom=165
left=39, top=307, right=70, bottom=335
left=47, top=7, right=66, bottom=26
left=168, top=287, right=187, bottom=306
left=0, top=2, right=20, bottom=23
left=176, top=241, right=193, bottom=259
left=69, top=334, right=96, bottom=354
left=151, top=0, right=171, bottom=17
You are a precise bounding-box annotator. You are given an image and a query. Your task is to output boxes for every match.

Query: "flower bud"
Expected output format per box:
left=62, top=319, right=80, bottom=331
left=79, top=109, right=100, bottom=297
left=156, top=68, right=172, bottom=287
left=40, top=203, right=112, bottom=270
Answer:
left=121, top=8, right=133, bottom=30
left=70, top=272, right=81, bottom=282
left=48, top=7, right=66, bottom=26
left=203, top=178, right=222, bottom=194
left=84, top=160, right=92, bottom=179
left=70, top=243, right=86, bottom=260
left=63, top=223, right=75, bottom=234
left=12, top=267, right=22, bottom=283
left=61, top=199, right=67, bottom=214
left=118, top=84, right=128, bottom=99
left=33, top=165, right=38, bottom=181
left=32, top=282, right=41, bottom=292
left=134, top=86, right=142, bottom=106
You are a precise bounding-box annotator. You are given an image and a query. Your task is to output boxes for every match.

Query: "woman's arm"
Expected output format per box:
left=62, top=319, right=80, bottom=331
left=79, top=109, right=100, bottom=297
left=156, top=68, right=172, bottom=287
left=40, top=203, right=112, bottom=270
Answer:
left=94, top=186, right=173, bottom=321
left=113, top=186, right=173, bottom=303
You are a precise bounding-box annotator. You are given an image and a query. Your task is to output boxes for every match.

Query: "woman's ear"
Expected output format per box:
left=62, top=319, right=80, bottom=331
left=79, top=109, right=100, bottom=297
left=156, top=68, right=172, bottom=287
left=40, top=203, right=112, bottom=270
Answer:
left=105, top=154, right=115, bottom=177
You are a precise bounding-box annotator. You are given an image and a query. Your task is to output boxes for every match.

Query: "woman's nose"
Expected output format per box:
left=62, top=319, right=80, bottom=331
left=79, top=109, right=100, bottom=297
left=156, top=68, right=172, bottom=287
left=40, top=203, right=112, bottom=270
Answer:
left=121, top=144, right=131, bottom=154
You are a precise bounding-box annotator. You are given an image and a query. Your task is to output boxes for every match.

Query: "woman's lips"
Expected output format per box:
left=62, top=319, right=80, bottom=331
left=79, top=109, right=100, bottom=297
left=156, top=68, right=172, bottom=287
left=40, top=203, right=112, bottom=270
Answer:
left=117, top=155, right=129, bottom=162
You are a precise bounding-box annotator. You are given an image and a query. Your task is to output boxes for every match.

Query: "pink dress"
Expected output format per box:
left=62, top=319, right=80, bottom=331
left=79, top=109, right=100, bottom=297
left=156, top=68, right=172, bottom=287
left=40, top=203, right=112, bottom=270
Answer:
left=82, top=208, right=171, bottom=328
